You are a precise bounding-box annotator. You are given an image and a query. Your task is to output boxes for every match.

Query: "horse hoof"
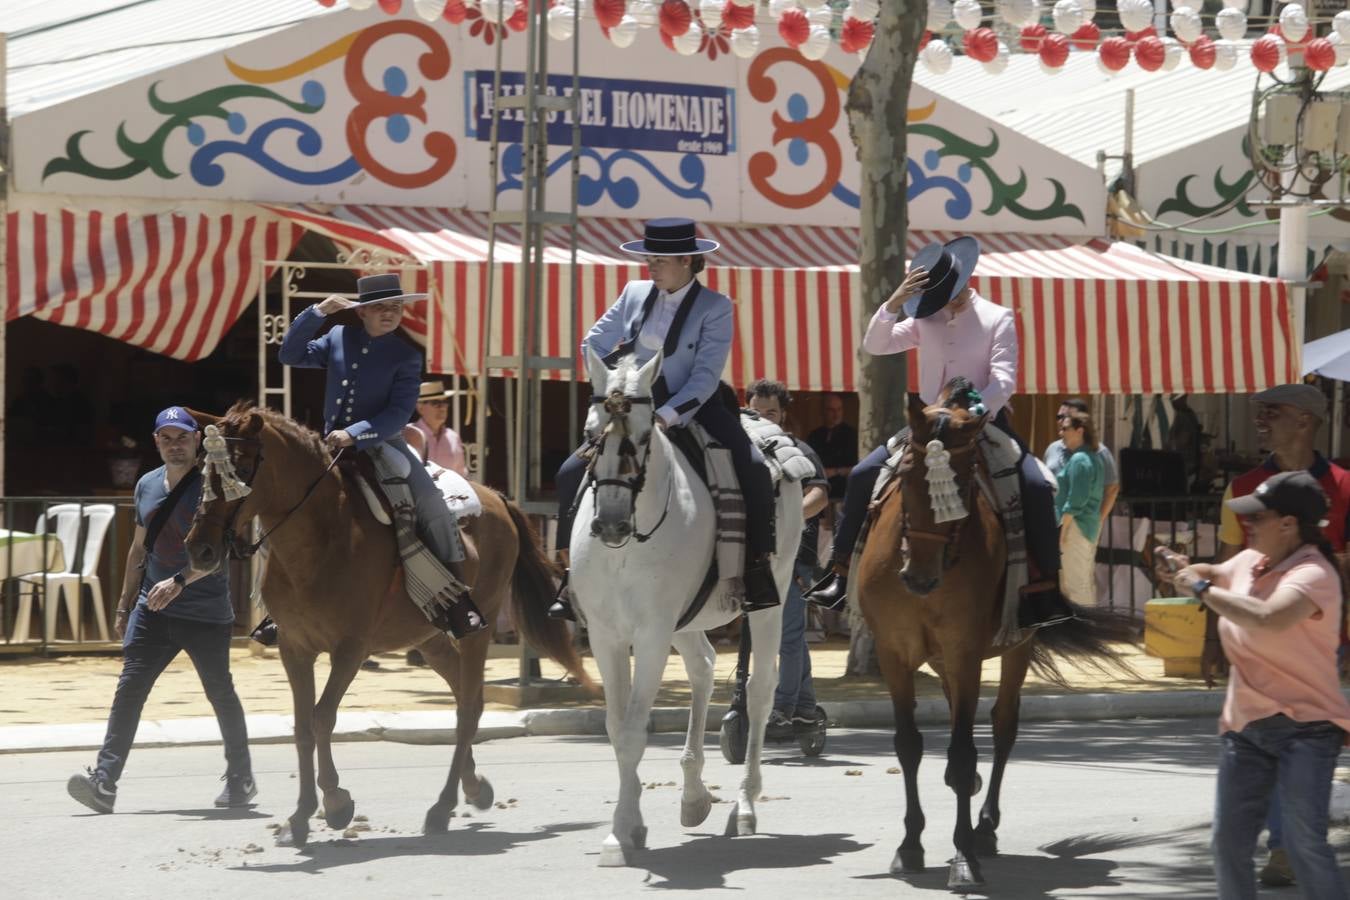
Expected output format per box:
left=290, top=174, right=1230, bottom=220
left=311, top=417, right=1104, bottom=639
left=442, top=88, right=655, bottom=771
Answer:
left=630, top=825, right=647, bottom=850
left=972, top=828, right=998, bottom=858
left=423, top=806, right=452, bottom=835
left=680, top=793, right=712, bottom=828
left=598, top=834, right=628, bottom=867
left=891, top=847, right=925, bottom=874
left=972, top=772, right=983, bottom=796
left=276, top=817, right=309, bottom=849
left=947, top=854, right=985, bottom=890
left=323, top=790, right=355, bottom=830
left=469, top=776, right=494, bottom=811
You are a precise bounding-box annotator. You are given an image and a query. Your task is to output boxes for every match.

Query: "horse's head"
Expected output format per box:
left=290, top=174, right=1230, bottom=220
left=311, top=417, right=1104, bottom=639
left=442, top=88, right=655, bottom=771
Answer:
left=185, top=403, right=268, bottom=573
left=584, top=345, right=663, bottom=548
left=898, top=378, right=988, bottom=595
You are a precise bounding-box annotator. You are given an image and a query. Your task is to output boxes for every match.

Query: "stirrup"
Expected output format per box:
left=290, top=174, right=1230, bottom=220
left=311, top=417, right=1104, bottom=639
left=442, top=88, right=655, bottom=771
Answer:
left=250, top=616, right=277, bottom=647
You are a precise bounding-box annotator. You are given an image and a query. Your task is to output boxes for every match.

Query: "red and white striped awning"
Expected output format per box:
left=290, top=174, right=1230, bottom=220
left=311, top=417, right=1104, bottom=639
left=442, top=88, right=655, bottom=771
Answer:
left=6, top=202, right=304, bottom=361
left=267, top=205, right=1299, bottom=395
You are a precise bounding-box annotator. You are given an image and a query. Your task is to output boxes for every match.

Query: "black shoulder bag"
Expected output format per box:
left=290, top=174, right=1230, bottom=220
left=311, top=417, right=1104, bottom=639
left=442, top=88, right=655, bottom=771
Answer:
left=142, top=468, right=202, bottom=562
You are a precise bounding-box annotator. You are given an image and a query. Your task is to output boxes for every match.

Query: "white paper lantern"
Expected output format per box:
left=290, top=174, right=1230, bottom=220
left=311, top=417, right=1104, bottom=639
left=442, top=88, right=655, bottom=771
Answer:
left=800, top=0, right=828, bottom=7
left=697, top=0, right=724, bottom=29
left=1052, top=0, right=1085, bottom=34
left=1327, top=32, right=1350, bottom=66
left=808, top=6, right=833, bottom=26
left=674, top=19, right=704, bottom=55
left=348, top=0, right=375, bottom=10
left=630, top=0, right=658, bottom=27
left=1336, top=10, right=1350, bottom=42
left=413, top=0, right=447, bottom=20
left=1279, top=4, right=1309, bottom=44
left=479, top=0, right=503, bottom=23
left=769, top=0, right=797, bottom=17
left=997, top=0, right=1041, bottom=28
left=1077, top=0, right=1096, bottom=21
left=1212, top=40, right=1238, bottom=70
left=921, top=39, right=954, bottom=73
left=953, top=0, right=984, bottom=30
left=728, top=0, right=756, bottom=5
left=1169, top=7, right=1202, bottom=43
left=1161, top=36, right=1184, bottom=70
left=927, top=0, right=953, bottom=30
left=800, top=24, right=831, bottom=59
left=1116, top=0, right=1153, bottom=33
left=548, top=4, right=577, bottom=39
left=852, top=0, right=881, bottom=18
left=611, top=14, right=639, bottom=46
left=730, top=23, right=761, bottom=58
left=983, top=41, right=1011, bottom=73
left=1215, top=7, right=1246, bottom=41
left=1040, top=58, right=1065, bottom=74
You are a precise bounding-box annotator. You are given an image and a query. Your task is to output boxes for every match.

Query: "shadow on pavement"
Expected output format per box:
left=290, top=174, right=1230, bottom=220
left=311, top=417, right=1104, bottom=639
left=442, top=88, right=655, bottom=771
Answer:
left=233, top=821, right=601, bottom=874
left=632, top=831, right=869, bottom=890
left=130, top=807, right=270, bottom=822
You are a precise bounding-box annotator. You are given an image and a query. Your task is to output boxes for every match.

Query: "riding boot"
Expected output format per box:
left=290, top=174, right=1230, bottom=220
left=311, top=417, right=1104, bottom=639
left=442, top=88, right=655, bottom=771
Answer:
left=250, top=616, right=278, bottom=647
left=547, top=570, right=576, bottom=621
left=741, top=554, right=780, bottom=612
left=429, top=591, right=489, bottom=639
left=804, top=561, right=849, bottom=612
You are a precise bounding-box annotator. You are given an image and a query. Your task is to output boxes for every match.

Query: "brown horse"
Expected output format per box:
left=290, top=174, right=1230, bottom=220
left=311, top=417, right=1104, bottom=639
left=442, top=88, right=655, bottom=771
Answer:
left=184, top=403, right=590, bottom=849
left=856, top=387, right=1136, bottom=890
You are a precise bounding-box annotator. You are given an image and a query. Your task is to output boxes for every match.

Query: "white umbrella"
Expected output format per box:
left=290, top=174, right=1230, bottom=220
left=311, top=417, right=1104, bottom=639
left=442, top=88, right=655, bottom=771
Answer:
left=1301, top=327, right=1350, bottom=380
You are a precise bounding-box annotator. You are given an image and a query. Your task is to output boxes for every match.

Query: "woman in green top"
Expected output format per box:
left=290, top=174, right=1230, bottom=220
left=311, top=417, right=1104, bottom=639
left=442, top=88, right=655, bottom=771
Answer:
left=1054, top=407, right=1105, bottom=606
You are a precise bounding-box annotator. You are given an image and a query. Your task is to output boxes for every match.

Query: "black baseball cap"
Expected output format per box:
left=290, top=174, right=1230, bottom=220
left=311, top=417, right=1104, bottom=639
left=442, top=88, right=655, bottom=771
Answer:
left=1225, top=470, right=1329, bottom=527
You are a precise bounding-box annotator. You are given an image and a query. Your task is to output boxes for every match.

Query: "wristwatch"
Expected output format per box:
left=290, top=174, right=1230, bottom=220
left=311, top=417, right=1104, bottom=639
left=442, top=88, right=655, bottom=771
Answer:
left=172, top=572, right=187, bottom=587
left=1190, top=578, right=1212, bottom=599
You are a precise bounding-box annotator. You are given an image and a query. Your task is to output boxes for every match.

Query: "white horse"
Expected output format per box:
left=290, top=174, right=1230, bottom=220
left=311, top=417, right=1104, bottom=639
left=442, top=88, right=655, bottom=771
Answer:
left=571, top=348, right=803, bottom=867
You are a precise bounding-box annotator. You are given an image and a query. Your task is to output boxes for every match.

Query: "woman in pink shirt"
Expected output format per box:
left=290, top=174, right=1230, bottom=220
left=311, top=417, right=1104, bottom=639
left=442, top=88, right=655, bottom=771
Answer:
left=403, top=380, right=468, bottom=476
left=1159, top=470, right=1350, bottom=900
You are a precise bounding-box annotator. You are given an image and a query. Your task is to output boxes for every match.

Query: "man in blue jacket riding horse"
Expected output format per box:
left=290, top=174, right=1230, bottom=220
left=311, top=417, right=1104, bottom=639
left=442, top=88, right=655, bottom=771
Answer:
left=549, top=218, right=780, bottom=619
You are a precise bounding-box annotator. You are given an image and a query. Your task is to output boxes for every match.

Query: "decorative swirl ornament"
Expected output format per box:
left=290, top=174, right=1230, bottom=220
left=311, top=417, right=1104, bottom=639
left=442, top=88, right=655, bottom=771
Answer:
left=201, top=425, right=252, bottom=503
left=924, top=439, right=968, bottom=524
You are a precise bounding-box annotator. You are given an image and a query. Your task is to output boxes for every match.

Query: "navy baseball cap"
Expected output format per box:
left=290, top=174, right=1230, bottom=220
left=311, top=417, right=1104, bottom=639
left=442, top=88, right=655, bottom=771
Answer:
left=154, top=406, right=198, bottom=433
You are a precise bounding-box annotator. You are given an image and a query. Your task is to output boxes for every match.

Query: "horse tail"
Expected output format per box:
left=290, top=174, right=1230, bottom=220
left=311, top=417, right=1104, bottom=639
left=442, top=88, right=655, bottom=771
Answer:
left=1027, top=605, right=1141, bottom=690
left=502, top=498, right=596, bottom=693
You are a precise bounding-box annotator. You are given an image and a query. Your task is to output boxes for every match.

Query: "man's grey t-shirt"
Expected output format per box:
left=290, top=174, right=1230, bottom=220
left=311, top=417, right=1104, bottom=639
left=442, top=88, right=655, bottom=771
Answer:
left=134, top=466, right=232, bottom=624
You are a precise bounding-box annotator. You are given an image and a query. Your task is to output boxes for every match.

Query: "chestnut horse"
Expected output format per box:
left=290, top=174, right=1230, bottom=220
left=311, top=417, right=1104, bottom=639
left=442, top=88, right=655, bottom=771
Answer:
left=184, top=403, right=589, bottom=848
left=856, top=387, right=1135, bottom=890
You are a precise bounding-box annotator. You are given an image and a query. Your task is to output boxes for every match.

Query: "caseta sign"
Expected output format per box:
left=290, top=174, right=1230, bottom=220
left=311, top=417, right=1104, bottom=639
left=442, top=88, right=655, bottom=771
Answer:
left=466, top=71, right=735, bottom=156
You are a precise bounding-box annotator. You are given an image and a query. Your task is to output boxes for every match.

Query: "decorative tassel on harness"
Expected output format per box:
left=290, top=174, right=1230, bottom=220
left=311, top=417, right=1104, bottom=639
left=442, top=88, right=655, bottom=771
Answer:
left=200, top=424, right=252, bottom=503
left=924, top=439, right=968, bottom=524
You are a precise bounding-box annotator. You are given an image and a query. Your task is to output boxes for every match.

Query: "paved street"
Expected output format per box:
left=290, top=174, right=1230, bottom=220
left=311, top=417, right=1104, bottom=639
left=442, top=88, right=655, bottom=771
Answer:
left=6, top=718, right=1348, bottom=898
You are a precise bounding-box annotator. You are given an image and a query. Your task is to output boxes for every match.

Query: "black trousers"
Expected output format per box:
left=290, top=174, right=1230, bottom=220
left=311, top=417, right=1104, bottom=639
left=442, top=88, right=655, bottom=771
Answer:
left=556, top=400, right=775, bottom=559
left=828, top=410, right=1059, bottom=581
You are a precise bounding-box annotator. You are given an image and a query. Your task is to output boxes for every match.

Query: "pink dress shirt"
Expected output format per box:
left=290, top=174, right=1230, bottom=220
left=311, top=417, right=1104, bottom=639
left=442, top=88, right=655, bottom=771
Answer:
left=862, top=292, right=1018, bottom=416
left=404, top=419, right=467, bottom=476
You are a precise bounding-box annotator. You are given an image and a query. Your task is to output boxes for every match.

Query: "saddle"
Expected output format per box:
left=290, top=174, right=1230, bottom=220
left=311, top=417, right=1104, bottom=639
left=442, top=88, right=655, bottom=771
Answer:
left=341, top=450, right=483, bottom=526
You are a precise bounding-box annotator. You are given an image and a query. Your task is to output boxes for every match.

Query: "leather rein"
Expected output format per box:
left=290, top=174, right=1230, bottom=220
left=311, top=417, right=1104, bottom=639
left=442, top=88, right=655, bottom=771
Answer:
left=581, top=389, right=673, bottom=546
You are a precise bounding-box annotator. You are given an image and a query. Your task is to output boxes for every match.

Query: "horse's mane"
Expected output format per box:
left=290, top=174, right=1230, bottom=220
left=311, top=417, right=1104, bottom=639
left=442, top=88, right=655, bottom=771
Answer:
left=224, top=401, right=332, bottom=464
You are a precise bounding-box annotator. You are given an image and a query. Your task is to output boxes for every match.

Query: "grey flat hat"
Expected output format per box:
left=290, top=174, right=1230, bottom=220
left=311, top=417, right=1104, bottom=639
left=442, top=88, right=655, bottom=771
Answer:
left=1252, top=383, right=1327, bottom=421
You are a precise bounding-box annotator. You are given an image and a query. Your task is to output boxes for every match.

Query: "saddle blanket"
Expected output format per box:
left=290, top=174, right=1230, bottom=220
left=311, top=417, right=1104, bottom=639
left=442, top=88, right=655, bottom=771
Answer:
left=356, top=451, right=482, bottom=525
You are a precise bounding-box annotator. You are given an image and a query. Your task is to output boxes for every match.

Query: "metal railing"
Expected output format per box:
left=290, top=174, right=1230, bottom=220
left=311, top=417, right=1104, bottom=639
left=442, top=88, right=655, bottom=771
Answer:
left=1096, top=493, right=1226, bottom=616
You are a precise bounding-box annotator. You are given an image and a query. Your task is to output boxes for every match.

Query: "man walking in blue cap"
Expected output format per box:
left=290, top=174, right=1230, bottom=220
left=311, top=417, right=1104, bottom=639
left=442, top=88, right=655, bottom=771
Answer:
left=68, top=406, right=255, bottom=814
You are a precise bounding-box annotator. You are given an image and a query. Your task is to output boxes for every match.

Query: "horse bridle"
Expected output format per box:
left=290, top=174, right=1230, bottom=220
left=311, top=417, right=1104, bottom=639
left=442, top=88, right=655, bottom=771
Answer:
left=193, top=429, right=344, bottom=560
left=580, top=389, right=673, bottom=545
left=900, top=435, right=982, bottom=569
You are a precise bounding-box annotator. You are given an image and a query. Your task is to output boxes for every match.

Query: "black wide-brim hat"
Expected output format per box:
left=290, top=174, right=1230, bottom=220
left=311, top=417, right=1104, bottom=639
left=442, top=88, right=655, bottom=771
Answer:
left=903, top=236, right=981, bottom=319
left=355, top=273, right=427, bottom=306
left=619, top=217, right=719, bottom=256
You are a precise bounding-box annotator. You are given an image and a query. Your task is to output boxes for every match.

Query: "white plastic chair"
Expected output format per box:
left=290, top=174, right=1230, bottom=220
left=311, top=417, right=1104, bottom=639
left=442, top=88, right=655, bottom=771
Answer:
left=12, top=503, right=115, bottom=643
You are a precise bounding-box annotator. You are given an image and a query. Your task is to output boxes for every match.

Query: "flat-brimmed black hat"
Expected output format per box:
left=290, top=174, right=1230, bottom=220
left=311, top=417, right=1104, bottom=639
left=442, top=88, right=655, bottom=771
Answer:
left=619, top=217, right=719, bottom=257
left=355, top=273, right=427, bottom=306
left=1225, top=470, right=1329, bottom=528
left=903, top=236, right=981, bottom=319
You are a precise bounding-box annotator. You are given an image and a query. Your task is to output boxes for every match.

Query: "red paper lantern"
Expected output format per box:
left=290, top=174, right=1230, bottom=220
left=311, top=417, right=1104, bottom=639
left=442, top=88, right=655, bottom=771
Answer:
left=919, top=30, right=932, bottom=51
left=963, top=27, right=1000, bottom=63
left=595, top=0, right=626, bottom=29
left=378, top=0, right=402, bottom=13
left=1134, top=35, right=1165, bottom=71
left=1188, top=35, right=1216, bottom=69
left=1019, top=23, right=1046, bottom=53
left=1304, top=36, right=1336, bottom=71
left=660, top=0, right=693, bottom=37
left=443, top=0, right=468, bottom=23
left=316, top=0, right=337, bottom=7
left=1039, top=32, right=1070, bottom=68
left=1070, top=22, right=1100, bottom=51
left=723, top=1, right=755, bottom=30
left=1125, top=25, right=1157, bottom=42
left=778, top=8, right=810, bottom=47
left=840, top=17, right=877, bottom=54
left=1098, top=35, right=1131, bottom=71
left=507, top=1, right=528, bottom=31
left=1251, top=34, right=1282, bottom=72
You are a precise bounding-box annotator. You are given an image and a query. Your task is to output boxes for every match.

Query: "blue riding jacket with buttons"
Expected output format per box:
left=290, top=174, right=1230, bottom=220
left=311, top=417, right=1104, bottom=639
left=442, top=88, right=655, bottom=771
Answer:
left=278, top=305, right=422, bottom=446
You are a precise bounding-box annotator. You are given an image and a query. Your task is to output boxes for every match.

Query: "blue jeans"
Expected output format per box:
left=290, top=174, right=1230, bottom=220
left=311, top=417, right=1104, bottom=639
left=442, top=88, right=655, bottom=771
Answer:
left=96, top=605, right=251, bottom=784
left=774, top=560, right=817, bottom=715
left=1213, top=713, right=1346, bottom=899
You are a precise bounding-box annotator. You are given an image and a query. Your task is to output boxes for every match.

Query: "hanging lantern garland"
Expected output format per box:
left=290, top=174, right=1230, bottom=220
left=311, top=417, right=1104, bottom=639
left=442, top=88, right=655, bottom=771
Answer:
left=322, top=0, right=1350, bottom=73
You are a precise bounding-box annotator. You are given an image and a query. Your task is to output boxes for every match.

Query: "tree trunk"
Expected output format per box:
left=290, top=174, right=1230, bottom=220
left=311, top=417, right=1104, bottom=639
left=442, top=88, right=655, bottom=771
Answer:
left=843, top=4, right=924, bottom=678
